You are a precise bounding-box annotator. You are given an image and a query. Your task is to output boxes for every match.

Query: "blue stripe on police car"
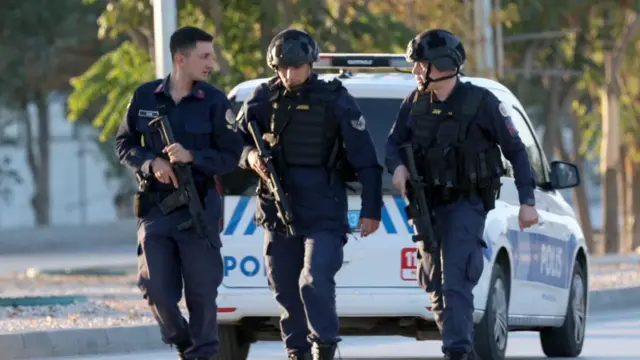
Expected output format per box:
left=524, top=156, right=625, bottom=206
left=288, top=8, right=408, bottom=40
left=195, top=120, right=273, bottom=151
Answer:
left=223, top=196, right=411, bottom=236
left=221, top=196, right=578, bottom=288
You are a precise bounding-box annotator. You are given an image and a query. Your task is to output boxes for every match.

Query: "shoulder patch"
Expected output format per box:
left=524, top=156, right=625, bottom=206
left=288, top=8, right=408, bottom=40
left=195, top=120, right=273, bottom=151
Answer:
left=351, top=116, right=366, bottom=131
left=225, top=109, right=239, bottom=132
left=498, top=102, right=509, bottom=117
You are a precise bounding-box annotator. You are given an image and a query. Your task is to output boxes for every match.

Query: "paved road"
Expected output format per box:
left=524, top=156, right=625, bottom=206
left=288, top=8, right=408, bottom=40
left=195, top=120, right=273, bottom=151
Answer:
left=0, top=246, right=133, bottom=275
left=36, top=308, right=640, bottom=359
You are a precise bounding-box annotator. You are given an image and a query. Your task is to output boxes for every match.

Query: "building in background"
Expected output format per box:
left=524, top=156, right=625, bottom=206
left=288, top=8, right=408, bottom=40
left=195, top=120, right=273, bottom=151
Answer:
left=0, top=94, right=122, bottom=229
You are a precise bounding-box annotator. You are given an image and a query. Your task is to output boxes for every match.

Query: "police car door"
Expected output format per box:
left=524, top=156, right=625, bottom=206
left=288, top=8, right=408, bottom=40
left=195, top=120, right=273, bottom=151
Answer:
left=337, top=95, right=419, bottom=288
left=502, top=101, right=574, bottom=318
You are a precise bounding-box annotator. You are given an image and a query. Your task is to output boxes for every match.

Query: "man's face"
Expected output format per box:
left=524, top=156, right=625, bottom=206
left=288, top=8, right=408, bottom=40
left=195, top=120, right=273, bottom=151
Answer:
left=277, top=63, right=311, bottom=89
left=411, top=61, right=453, bottom=91
left=175, top=41, right=214, bottom=82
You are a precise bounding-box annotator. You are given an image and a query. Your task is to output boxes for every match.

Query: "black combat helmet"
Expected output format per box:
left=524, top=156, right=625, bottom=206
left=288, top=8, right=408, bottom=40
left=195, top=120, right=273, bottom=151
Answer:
left=267, top=29, right=320, bottom=70
left=406, top=29, right=466, bottom=87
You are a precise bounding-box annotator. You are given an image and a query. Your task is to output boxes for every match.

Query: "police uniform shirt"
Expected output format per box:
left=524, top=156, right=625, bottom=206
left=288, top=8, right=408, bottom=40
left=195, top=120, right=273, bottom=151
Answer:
left=115, top=75, right=244, bottom=192
left=385, top=80, right=536, bottom=205
left=237, top=73, right=383, bottom=223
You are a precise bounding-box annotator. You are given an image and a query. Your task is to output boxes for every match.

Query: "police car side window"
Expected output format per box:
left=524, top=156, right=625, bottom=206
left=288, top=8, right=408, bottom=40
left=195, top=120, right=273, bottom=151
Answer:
left=509, top=106, right=546, bottom=187
left=351, top=97, right=404, bottom=195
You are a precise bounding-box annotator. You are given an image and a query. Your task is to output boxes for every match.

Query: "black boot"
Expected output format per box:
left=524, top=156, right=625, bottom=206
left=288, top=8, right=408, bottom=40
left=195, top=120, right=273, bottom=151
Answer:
left=289, top=352, right=312, bottom=360
left=445, top=349, right=471, bottom=360
left=175, top=342, right=191, bottom=360
left=311, top=343, right=337, bottom=360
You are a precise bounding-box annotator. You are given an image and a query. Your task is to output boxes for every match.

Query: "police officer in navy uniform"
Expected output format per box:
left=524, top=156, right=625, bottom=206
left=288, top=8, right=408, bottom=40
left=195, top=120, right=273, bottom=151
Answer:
left=385, top=29, right=540, bottom=360
left=115, top=26, right=243, bottom=360
left=237, top=28, right=383, bottom=360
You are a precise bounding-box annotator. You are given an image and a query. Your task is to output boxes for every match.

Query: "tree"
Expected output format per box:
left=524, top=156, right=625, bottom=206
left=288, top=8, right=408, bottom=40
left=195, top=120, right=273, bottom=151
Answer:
left=0, top=0, right=105, bottom=226
left=68, top=0, right=417, bottom=142
left=599, top=5, right=640, bottom=253
left=499, top=0, right=603, bottom=251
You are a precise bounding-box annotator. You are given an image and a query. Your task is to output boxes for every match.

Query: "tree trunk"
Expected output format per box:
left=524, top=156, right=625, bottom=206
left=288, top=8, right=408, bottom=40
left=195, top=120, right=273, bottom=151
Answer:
left=632, top=163, right=640, bottom=251
left=569, top=112, right=595, bottom=252
left=206, top=0, right=232, bottom=74
left=259, top=1, right=279, bottom=62
left=278, top=0, right=293, bottom=27
left=600, top=51, right=621, bottom=254
left=33, top=92, right=51, bottom=226
left=620, top=148, right=635, bottom=253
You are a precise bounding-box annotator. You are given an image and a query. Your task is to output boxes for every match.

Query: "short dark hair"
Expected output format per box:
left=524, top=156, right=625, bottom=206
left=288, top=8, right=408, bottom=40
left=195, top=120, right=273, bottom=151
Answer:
left=169, top=26, right=213, bottom=60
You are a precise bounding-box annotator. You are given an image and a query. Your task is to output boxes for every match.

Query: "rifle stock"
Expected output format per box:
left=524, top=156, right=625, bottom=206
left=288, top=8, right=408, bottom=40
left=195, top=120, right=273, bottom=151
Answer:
left=247, top=121, right=296, bottom=237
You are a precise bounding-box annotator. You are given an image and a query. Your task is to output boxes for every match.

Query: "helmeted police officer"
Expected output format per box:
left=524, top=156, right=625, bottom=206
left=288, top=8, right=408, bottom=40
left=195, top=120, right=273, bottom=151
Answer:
left=236, top=28, right=383, bottom=360
left=115, top=26, right=243, bottom=360
left=385, top=29, right=540, bottom=360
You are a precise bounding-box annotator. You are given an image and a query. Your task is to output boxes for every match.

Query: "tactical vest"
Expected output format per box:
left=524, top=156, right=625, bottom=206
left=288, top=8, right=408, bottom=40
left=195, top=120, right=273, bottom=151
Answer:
left=410, top=83, right=505, bottom=206
left=266, top=77, right=343, bottom=167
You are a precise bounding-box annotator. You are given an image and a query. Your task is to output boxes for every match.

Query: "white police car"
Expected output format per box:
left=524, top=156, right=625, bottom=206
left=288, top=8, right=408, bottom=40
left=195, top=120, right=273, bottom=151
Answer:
left=214, top=54, right=588, bottom=360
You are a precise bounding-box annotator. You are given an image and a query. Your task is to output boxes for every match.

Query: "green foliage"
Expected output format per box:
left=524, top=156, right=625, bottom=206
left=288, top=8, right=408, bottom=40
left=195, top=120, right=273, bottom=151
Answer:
left=0, top=0, right=104, bottom=104
left=67, top=41, right=154, bottom=142
left=67, top=0, right=417, bottom=142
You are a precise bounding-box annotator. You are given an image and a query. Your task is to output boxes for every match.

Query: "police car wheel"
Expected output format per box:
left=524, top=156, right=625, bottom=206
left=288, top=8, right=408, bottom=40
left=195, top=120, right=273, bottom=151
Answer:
left=214, top=325, right=251, bottom=360
left=539, top=261, right=587, bottom=357
left=474, top=262, right=510, bottom=360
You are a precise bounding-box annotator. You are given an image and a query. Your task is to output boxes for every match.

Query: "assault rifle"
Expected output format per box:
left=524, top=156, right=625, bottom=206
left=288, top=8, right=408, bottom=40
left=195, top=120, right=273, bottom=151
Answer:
left=148, top=115, right=208, bottom=239
left=247, top=121, right=296, bottom=237
left=401, top=143, right=438, bottom=253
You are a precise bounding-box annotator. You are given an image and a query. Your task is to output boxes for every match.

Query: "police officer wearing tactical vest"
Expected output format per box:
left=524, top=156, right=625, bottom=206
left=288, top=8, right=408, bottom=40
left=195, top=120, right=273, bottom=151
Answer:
left=237, top=29, right=383, bottom=360
left=385, top=29, right=540, bottom=360
left=115, top=26, right=243, bottom=360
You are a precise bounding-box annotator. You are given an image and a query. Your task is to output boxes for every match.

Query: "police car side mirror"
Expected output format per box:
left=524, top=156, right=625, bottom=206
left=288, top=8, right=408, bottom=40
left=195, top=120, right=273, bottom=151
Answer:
left=549, top=161, right=580, bottom=190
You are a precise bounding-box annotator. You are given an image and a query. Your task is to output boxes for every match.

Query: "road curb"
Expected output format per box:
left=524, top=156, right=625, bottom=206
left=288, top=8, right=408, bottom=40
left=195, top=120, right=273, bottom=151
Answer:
left=1, top=286, right=638, bottom=359
left=588, top=286, right=640, bottom=313
left=1, top=324, right=165, bottom=359
left=0, top=220, right=137, bottom=255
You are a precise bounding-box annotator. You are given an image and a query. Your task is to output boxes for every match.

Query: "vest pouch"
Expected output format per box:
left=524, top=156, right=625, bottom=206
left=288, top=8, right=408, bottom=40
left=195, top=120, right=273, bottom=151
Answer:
left=184, top=117, right=213, bottom=149
left=442, top=147, right=457, bottom=189
left=460, top=147, right=478, bottom=191
left=135, top=117, right=162, bottom=152
left=425, top=148, right=445, bottom=187
left=475, top=148, right=503, bottom=212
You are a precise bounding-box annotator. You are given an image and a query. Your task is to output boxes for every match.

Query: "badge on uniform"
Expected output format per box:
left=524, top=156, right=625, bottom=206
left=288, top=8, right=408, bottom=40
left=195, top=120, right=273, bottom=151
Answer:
left=226, top=109, right=239, bottom=132
left=138, top=109, right=159, bottom=118
left=499, top=102, right=518, bottom=136
left=498, top=102, right=509, bottom=117
left=351, top=116, right=366, bottom=131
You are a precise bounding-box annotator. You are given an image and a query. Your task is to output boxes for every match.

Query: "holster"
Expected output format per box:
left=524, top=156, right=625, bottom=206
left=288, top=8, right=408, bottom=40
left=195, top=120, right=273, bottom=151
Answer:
left=133, top=192, right=154, bottom=218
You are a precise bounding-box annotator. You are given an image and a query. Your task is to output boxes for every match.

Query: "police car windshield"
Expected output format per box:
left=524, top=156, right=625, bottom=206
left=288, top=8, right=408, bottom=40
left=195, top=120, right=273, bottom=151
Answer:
left=220, top=98, right=402, bottom=196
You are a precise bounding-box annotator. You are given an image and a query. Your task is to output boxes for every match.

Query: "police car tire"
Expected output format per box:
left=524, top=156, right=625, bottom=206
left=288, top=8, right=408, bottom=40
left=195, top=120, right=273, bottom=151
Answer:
left=214, top=325, right=250, bottom=360
left=474, top=262, right=509, bottom=360
left=539, top=262, right=587, bottom=358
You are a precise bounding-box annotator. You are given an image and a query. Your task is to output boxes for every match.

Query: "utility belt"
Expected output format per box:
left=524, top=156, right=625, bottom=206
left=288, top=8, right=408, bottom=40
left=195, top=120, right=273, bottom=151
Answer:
left=133, top=183, right=212, bottom=218
left=429, top=178, right=501, bottom=212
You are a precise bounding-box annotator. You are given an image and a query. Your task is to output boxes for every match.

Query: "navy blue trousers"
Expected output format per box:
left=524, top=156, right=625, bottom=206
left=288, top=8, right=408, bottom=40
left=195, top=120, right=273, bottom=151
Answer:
left=417, top=197, right=486, bottom=355
left=264, top=231, right=345, bottom=355
left=136, top=207, right=224, bottom=358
